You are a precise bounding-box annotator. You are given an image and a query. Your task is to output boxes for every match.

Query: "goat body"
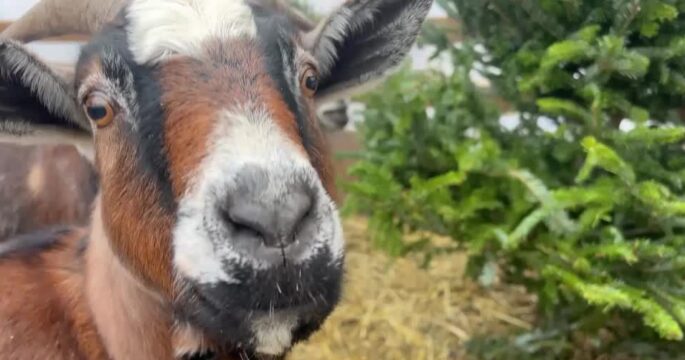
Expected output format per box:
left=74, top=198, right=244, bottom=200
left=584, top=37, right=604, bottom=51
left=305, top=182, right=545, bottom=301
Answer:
left=0, top=144, right=97, bottom=242
left=0, top=227, right=107, bottom=359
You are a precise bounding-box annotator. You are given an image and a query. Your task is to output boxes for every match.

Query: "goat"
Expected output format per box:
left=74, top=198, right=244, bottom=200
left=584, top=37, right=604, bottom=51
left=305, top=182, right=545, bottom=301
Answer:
left=0, top=0, right=432, bottom=359
left=0, top=144, right=97, bottom=242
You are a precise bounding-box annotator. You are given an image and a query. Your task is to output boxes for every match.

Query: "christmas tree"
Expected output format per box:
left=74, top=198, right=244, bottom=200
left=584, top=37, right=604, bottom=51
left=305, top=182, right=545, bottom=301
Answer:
left=347, top=0, right=685, bottom=357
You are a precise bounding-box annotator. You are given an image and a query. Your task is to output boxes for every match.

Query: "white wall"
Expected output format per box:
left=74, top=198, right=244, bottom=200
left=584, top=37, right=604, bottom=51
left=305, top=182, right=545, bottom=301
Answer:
left=0, top=0, right=35, bottom=19
left=2, top=0, right=83, bottom=62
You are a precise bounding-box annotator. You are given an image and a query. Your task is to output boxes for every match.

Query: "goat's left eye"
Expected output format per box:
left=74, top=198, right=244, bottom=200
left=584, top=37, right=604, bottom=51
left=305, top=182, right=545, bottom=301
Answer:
left=301, top=67, right=319, bottom=96
left=83, top=92, right=115, bottom=128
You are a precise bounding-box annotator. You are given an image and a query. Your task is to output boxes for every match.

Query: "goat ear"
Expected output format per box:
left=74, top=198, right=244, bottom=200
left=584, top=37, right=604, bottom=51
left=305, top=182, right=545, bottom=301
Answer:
left=0, top=40, right=93, bottom=156
left=307, top=0, right=433, bottom=102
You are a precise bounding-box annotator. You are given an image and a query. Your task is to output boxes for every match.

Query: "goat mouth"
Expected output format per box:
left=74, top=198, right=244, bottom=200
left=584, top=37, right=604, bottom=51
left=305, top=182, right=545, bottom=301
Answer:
left=180, top=348, right=287, bottom=360
left=175, top=286, right=330, bottom=358
left=174, top=251, right=343, bottom=356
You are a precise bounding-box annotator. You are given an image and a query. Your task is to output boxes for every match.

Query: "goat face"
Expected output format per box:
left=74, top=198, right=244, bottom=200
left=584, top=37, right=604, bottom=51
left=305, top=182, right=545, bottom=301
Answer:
left=0, top=0, right=433, bottom=357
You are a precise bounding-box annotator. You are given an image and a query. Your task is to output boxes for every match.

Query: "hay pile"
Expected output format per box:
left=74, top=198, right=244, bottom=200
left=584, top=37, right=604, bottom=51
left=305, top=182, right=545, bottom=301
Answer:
left=290, top=217, right=535, bottom=360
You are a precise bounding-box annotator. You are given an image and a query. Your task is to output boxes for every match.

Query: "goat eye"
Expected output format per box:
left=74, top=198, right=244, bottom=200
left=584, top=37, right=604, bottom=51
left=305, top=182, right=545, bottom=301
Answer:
left=301, top=67, right=319, bottom=96
left=84, top=93, right=114, bottom=128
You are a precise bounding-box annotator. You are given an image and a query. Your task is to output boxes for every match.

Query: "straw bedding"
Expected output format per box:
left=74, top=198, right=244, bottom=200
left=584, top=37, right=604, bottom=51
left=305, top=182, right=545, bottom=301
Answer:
left=290, top=217, right=536, bottom=360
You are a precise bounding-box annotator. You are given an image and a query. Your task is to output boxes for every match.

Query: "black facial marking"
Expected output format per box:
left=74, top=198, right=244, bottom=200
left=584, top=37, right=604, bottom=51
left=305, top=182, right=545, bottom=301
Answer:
left=130, top=64, right=177, bottom=210
left=182, top=351, right=216, bottom=360
left=252, top=11, right=314, bottom=151
left=78, top=22, right=176, bottom=211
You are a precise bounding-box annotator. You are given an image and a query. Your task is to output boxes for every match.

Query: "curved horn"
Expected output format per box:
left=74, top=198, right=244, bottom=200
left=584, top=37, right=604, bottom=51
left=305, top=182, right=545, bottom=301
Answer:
left=250, top=0, right=316, bottom=31
left=1, top=0, right=127, bottom=43
left=277, top=0, right=316, bottom=32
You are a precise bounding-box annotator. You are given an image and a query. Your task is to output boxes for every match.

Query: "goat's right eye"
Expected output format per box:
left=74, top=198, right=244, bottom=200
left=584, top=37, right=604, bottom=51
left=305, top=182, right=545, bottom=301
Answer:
left=84, top=93, right=115, bottom=128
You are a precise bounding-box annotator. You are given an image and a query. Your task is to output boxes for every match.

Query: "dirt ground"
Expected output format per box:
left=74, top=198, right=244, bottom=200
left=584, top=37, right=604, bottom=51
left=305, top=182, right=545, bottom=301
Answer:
left=290, top=217, right=535, bottom=360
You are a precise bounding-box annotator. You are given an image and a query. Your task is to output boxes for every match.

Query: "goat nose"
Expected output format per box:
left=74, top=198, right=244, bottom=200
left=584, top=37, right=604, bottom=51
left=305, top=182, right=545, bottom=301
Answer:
left=220, top=167, right=314, bottom=252
left=225, top=191, right=312, bottom=248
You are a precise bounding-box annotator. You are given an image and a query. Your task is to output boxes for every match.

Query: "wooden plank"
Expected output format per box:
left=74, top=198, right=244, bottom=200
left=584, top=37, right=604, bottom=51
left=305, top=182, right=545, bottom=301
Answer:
left=428, top=17, right=463, bottom=42
left=0, top=21, right=88, bottom=42
left=328, top=131, right=361, bottom=200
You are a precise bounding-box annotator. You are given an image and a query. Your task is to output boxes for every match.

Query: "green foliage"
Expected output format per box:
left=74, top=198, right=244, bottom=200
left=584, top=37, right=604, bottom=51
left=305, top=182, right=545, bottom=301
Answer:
left=346, top=0, right=685, bottom=358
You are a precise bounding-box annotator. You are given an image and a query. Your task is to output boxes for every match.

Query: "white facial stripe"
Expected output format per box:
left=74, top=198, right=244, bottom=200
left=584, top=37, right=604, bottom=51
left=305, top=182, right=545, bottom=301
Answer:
left=126, top=0, right=257, bottom=64
left=173, top=107, right=344, bottom=285
left=329, top=204, right=345, bottom=262
left=173, top=206, right=237, bottom=285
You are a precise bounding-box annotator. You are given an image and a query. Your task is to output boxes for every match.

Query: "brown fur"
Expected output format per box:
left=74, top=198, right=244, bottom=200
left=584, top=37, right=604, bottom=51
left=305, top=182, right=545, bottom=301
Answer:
left=0, top=144, right=97, bottom=242
left=86, top=200, right=174, bottom=359
left=159, top=40, right=324, bottom=196
left=96, top=119, right=175, bottom=295
left=160, top=59, right=218, bottom=198
left=0, top=201, right=247, bottom=359
left=259, top=81, right=307, bottom=155
left=0, top=228, right=109, bottom=359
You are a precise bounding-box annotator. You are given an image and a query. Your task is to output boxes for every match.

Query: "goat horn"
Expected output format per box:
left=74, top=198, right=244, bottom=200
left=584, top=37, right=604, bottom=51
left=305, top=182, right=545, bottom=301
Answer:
left=277, top=0, right=316, bottom=32
left=249, top=0, right=316, bottom=31
left=1, top=0, right=127, bottom=43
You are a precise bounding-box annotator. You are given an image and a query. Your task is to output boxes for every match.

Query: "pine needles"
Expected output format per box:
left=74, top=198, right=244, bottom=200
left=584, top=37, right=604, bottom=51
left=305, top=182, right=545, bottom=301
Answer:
left=346, top=0, right=685, bottom=357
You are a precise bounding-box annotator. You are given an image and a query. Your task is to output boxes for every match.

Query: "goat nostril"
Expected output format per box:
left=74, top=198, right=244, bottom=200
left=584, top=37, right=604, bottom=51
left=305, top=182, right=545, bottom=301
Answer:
left=290, top=203, right=313, bottom=243
left=218, top=177, right=317, bottom=255
left=219, top=207, right=274, bottom=245
left=232, top=219, right=263, bottom=241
